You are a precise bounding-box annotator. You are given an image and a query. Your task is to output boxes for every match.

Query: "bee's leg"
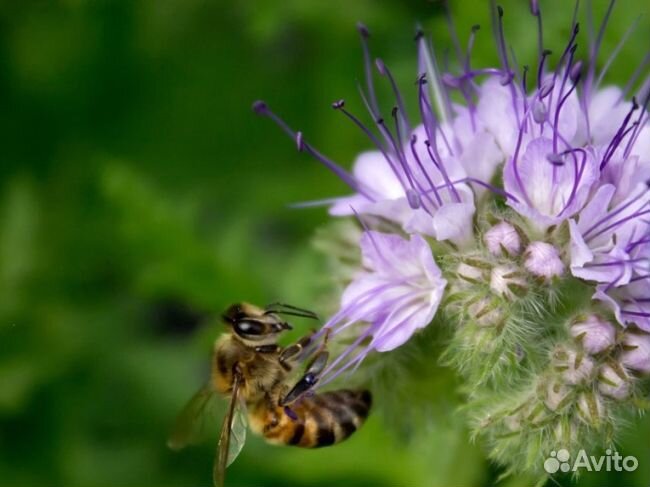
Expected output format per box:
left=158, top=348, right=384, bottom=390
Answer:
left=280, top=351, right=329, bottom=406
left=254, top=344, right=280, bottom=354
left=280, top=344, right=330, bottom=406
left=278, top=331, right=317, bottom=371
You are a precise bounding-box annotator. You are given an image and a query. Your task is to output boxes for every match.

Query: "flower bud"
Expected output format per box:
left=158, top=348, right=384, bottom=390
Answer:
left=490, top=265, right=527, bottom=299
left=553, top=348, right=595, bottom=385
left=483, top=222, right=521, bottom=256
left=553, top=418, right=577, bottom=446
left=577, top=391, right=604, bottom=426
left=598, top=363, right=630, bottom=400
left=545, top=380, right=572, bottom=411
left=468, top=297, right=503, bottom=328
left=524, top=241, right=564, bottom=279
left=504, top=413, right=522, bottom=432
left=571, top=315, right=617, bottom=355
left=620, top=333, right=650, bottom=374
left=456, top=262, right=485, bottom=283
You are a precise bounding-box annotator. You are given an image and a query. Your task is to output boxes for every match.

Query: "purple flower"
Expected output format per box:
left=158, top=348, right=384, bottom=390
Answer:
left=315, top=230, right=446, bottom=384
left=569, top=183, right=650, bottom=286
left=327, top=130, right=476, bottom=245
left=595, top=279, right=650, bottom=332
left=504, top=137, right=599, bottom=230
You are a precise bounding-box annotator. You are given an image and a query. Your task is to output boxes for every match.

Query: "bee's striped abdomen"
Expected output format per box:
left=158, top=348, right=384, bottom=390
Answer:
left=249, top=389, right=371, bottom=448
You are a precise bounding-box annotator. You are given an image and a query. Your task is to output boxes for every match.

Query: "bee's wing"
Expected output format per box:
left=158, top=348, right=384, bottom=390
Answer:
left=214, top=371, right=248, bottom=487
left=167, top=384, right=222, bottom=451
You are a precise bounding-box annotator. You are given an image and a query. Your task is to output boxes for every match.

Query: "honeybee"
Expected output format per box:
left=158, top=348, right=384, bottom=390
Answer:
left=168, top=302, right=372, bottom=487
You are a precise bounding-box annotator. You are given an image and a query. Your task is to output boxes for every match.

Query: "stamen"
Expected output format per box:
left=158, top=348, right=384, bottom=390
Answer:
left=594, top=16, right=640, bottom=91
left=491, top=3, right=521, bottom=124
left=357, top=23, right=380, bottom=116
left=409, top=134, right=442, bottom=207
left=624, top=89, right=650, bottom=157
left=417, top=30, right=453, bottom=123
left=558, top=148, right=588, bottom=216
left=521, top=65, right=530, bottom=129
left=425, top=140, right=462, bottom=203
left=530, top=0, right=544, bottom=64
left=466, top=24, right=480, bottom=74
left=547, top=21, right=579, bottom=130
left=332, top=98, right=409, bottom=194
left=600, top=97, right=639, bottom=169
left=375, top=58, right=411, bottom=133
left=537, top=50, right=553, bottom=93
left=380, top=108, right=423, bottom=207
left=444, top=0, right=465, bottom=69
left=450, top=177, right=520, bottom=203
left=549, top=38, right=578, bottom=153
left=585, top=0, right=616, bottom=97
left=627, top=236, right=650, bottom=253
left=253, top=101, right=364, bottom=194
left=590, top=207, right=650, bottom=242
left=583, top=189, right=650, bottom=241
left=621, top=52, right=650, bottom=101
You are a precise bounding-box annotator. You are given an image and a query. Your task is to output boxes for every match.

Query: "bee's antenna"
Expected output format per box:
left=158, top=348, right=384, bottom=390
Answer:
left=264, top=302, right=320, bottom=320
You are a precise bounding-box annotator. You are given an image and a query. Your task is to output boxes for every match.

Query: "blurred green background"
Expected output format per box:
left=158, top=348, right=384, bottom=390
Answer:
left=1, top=0, right=649, bottom=486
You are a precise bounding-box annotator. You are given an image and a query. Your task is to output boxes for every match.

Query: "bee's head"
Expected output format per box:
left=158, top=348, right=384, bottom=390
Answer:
left=222, top=302, right=292, bottom=345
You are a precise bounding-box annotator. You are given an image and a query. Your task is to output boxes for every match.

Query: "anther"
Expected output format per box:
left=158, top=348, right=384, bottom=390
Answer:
left=532, top=99, right=547, bottom=123
left=530, top=0, right=540, bottom=16
left=356, top=22, right=370, bottom=39
left=406, top=188, right=421, bottom=209
left=472, top=24, right=481, bottom=32
left=414, top=29, right=424, bottom=41
left=570, top=60, right=583, bottom=82
left=332, top=99, right=345, bottom=110
left=391, top=106, right=399, bottom=118
left=252, top=100, right=268, bottom=115
left=546, top=153, right=564, bottom=166
left=497, top=5, right=504, bottom=17
left=375, top=58, right=386, bottom=75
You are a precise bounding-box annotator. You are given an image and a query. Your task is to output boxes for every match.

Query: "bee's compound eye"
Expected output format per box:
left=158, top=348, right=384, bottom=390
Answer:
left=234, top=319, right=265, bottom=336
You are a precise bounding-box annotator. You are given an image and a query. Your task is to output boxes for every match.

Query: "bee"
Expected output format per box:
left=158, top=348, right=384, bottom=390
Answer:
left=168, top=302, right=372, bottom=487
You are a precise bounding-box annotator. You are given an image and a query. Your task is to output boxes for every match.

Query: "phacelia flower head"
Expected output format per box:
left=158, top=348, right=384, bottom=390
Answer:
left=255, top=0, right=650, bottom=479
